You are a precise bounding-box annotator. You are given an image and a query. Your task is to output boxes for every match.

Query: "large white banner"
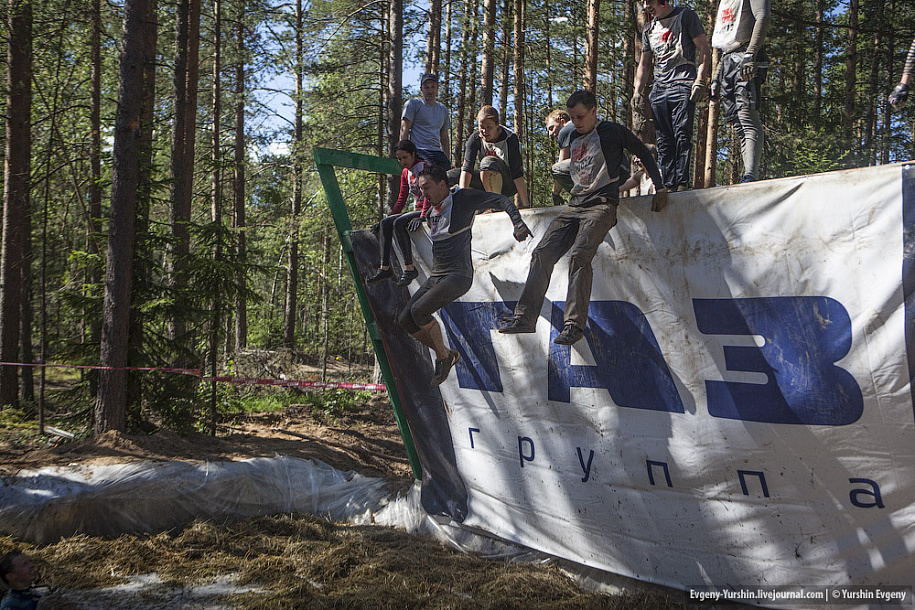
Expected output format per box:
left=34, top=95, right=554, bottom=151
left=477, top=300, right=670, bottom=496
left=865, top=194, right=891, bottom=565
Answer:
left=386, top=163, right=915, bottom=606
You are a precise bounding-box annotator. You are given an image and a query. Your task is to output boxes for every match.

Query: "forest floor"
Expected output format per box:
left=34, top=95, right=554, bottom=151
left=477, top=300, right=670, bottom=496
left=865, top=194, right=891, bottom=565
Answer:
left=0, top=353, right=697, bottom=609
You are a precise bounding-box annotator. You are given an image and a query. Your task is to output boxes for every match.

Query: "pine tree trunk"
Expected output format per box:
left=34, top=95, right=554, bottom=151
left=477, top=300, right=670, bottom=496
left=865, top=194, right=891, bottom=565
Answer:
left=865, top=1, right=883, bottom=165
left=512, top=0, right=523, bottom=143
left=126, top=0, right=158, bottom=422
left=444, top=0, right=452, bottom=105
left=97, top=0, right=150, bottom=432
left=481, top=0, right=496, bottom=106
left=499, top=0, right=510, bottom=111
left=584, top=0, right=599, bottom=93
left=703, top=50, right=720, bottom=188
left=234, top=2, right=247, bottom=350
left=426, top=0, right=442, bottom=74
left=814, top=0, right=824, bottom=127
left=543, top=0, right=553, bottom=108
left=208, top=0, right=222, bottom=434
left=168, top=0, right=201, bottom=353
left=284, top=0, right=304, bottom=349
left=386, top=0, right=403, bottom=206
left=0, top=0, right=32, bottom=407
left=88, top=0, right=103, bottom=356
left=842, top=0, right=858, bottom=145
left=455, top=0, right=472, bottom=160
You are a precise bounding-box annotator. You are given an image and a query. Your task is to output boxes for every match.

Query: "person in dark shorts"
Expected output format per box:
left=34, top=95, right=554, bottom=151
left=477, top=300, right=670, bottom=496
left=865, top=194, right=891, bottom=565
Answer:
left=398, top=165, right=532, bottom=385
left=447, top=106, right=531, bottom=209
left=367, top=140, right=430, bottom=287
left=710, top=0, right=770, bottom=183
left=499, top=90, right=667, bottom=346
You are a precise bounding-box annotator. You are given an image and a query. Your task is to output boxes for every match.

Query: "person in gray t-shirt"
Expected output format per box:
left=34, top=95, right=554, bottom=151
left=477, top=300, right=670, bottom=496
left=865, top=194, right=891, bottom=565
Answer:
left=400, top=73, right=452, bottom=170
left=633, top=0, right=710, bottom=191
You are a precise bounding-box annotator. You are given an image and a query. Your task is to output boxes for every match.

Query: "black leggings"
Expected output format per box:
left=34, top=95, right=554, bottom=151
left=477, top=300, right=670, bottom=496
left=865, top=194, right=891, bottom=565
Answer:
left=398, top=273, right=473, bottom=334
left=378, top=211, right=421, bottom=267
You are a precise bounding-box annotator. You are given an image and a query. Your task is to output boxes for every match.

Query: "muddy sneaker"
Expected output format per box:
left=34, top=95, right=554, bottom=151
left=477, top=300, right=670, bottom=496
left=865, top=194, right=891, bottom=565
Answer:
left=553, top=323, right=584, bottom=345
left=366, top=268, right=393, bottom=283
left=431, top=350, right=460, bottom=386
left=498, top=318, right=536, bottom=334
left=395, top=268, right=419, bottom=287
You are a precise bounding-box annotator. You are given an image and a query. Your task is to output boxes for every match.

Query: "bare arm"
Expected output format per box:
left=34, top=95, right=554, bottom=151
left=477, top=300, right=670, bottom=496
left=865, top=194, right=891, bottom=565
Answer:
left=693, top=33, right=711, bottom=82
left=400, top=118, right=411, bottom=141
left=440, top=128, right=451, bottom=164
left=633, top=49, right=653, bottom=95
left=513, top=177, right=530, bottom=208
left=558, top=146, right=570, bottom=162
left=459, top=170, right=472, bottom=189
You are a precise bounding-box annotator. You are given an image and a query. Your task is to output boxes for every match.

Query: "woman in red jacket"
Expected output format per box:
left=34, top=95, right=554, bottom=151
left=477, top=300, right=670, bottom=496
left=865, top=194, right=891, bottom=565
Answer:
left=367, top=140, right=431, bottom=287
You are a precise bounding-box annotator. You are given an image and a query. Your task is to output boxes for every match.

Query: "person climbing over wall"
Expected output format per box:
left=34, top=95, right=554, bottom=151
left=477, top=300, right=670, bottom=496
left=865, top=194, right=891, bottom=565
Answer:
left=366, top=140, right=430, bottom=287
left=499, top=90, right=667, bottom=346
left=398, top=164, right=532, bottom=385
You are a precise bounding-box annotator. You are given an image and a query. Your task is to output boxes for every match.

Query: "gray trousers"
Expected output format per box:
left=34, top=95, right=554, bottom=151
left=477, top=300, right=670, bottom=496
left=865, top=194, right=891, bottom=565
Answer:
left=513, top=202, right=618, bottom=330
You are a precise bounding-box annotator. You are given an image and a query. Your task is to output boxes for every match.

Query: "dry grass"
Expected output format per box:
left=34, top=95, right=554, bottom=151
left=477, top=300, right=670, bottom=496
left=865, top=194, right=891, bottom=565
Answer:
left=1, top=513, right=691, bottom=609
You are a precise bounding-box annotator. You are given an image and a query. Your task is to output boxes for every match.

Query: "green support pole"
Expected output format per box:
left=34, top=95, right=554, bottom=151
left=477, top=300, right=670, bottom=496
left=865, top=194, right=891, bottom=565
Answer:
left=313, top=148, right=422, bottom=480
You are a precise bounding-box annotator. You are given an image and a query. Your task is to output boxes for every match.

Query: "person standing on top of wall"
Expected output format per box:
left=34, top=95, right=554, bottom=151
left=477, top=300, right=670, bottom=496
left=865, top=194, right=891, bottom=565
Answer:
left=401, top=73, right=452, bottom=170
left=632, top=0, right=710, bottom=192
left=710, top=0, right=771, bottom=183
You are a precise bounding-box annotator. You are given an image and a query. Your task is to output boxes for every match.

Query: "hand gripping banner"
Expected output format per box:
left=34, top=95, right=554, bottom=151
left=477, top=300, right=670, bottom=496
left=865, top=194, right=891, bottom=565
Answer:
left=350, top=162, right=915, bottom=605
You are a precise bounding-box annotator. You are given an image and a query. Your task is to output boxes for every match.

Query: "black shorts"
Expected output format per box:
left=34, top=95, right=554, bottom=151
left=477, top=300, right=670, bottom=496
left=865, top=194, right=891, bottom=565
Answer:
left=398, top=273, right=473, bottom=333
left=716, top=48, right=767, bottom=123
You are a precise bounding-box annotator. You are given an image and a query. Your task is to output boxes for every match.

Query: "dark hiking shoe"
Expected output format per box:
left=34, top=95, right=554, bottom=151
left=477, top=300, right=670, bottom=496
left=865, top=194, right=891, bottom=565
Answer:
left=552, top=193, right=565, bottom=206
left=553, top=323, right=584, bottom=345
left=395, top=268, right=419, bottom=286
left=431, top=350, right=460, bottom=386
left=498, top=318, right=536, bottom=334
left=367, top=268, right=393, bottom=283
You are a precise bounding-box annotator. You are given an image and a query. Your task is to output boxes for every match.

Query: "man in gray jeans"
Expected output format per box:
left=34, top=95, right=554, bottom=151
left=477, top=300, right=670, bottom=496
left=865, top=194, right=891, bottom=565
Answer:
left=499, top=90, right=667, bottom=346
left=710, top=0, right=770, bottom=183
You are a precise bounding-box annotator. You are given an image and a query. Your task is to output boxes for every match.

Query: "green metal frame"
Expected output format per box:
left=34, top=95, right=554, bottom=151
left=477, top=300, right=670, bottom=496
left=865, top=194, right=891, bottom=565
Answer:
left=313, top=147, right=422, bottom=480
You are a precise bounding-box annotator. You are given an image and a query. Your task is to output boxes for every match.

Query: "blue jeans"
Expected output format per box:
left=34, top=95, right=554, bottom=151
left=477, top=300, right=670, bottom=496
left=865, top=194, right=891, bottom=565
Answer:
left=417, top=149, right=452, bottom=170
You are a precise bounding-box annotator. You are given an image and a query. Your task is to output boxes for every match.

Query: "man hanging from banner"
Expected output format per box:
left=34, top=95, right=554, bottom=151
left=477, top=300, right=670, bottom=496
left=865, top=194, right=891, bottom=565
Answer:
left=498, top=90, right=667, bottom=346
left=632, top=0, right=710, bottom=192
left=889, top=37, right=915, bottom=109
left=399, top=164, right=532, bottom=385
left=710, top=0, right=770, bottom=183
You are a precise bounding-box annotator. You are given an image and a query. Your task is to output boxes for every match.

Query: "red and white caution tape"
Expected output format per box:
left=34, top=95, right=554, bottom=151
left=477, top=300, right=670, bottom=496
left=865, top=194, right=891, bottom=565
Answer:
left=207, top=376, right=386, bottom=392
left=0, top=361, right=386, bottom=392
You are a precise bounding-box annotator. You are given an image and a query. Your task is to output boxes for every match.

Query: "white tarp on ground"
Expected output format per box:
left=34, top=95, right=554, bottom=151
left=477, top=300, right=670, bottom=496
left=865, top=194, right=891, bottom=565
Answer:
left=0, top=457, right=388, bottom=544
left=392, top=163, right=915, bottom=606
